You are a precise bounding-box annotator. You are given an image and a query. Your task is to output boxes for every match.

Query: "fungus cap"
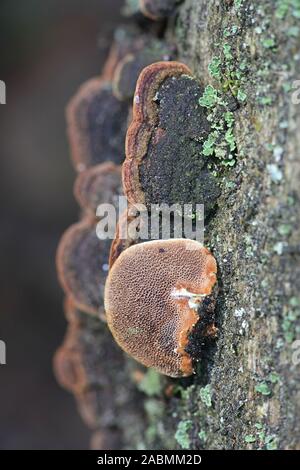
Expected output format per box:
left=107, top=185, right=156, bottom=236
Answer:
left=123, top=61, right=220, bottom=212
left=56, top=218, right=111, bottom=316
left=140, top=0, right=178, bottom=20
left=66, top=78, right=128, bottom=172
left=112, top=39, right=174, bottom=101
left=123, top=61, right=192, bottom=204
left=74, top=162, right=122, bottom=213
left=105, top=238, right=217, bottom=377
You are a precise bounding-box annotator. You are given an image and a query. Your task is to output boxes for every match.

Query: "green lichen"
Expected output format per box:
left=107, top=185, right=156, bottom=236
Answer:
left=262, top=38, right=276, bottom=49
left=224, top=25, right=239, bottom=37
left=223, top=43, right=233, bottom=61
left=275, top=0, right=300, bottom=20
left=278, top=224, right=292, bottom=236
left=282, top=309, right=299, bottom=343
left=234, top=0, right=243, bottom=10
left=199, top=85, right=224, bottom=108
left=208, top=57, right=222, bottom=80
left=237, top=89, right=247, bottom=102
left=290, top=297, right=300, bottom=307
left=265, top=435, right=278, bottom=450
left=198, top=430, right=207, bottom=442
left=287, top=25, right=300, bottom=36
left=201, top=108, right=236, bottom=167
left=255, top=382, right=271, bottom=396
left=137, top=370, right=164, bottom=397
left=268, top=372, right=280, bottom=384
left=258, top=96, right=273, bottom=105
left=175, top=420, right=193, bottom=449
left=245, top=435, right=256, bottom=443
left=198, top=26, right=251, bottom=170
left=276, top=0, right=290, bottom=18
left=199, top=384, right=212, bottom=407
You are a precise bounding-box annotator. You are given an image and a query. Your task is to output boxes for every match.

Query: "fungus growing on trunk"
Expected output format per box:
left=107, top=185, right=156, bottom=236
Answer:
left=56, top=218, right=111, bottom=316
left=123, top=61, right=220, bottom=212
left=53, top=300, right=140, bottom=437
left=140, top=0, right=179, bottom=20
left=104, top=238, right=217, bottom=377
left=108, top=209, right=139, bottom=268
left=66, top=79, right=129, bottom=172
left=112, top=39, right=174, bottom=101
left=74, top=162, right=122, bottom=214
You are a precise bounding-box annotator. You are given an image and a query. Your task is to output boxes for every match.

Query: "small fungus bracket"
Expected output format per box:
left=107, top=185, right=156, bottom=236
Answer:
left=123, top=61, right=221, bottom=214
left=56, top=218, right=112, bottom=316
left=140, top=0, right=180, bottom=20
left=66, top=79, right=129, bottom=172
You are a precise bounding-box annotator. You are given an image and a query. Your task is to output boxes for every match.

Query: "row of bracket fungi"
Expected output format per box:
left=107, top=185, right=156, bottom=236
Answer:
left=55, top=0, right=218, bottom=450
left=127, top=0, right=181, bottom=21
left=54, top=10, right=178, bottom=449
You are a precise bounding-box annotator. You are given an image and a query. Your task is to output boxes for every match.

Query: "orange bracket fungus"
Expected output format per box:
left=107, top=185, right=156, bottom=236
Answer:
left=108, top=209, right=139, bottom=269
left=56, top=218, right=112, bottom=316
left=66, top=79, right=129, bottom=172
left=123, top=61, right=221, bottom=212
left=53, top=300, right=143, bottom=440
left=112, top=39, right=175, bottom=101
left=140, top=0, right=180, bottom=20
left=74, top=162, right=122, bottom=214
left=54, top=305, right=118, bottom=423
left=105, top=239, right=217, bottom=377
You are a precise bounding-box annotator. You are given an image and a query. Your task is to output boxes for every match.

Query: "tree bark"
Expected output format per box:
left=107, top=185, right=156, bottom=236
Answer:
left=163, top=0, right=300, bottom=450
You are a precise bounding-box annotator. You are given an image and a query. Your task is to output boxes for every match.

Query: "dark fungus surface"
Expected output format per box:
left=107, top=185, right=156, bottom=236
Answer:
left=113, top=40, right=175, bottom=101
left=56, top=218, right=111, bottom=316
left=124, top=62, right=221, bottom=214
left=140, top=0, right=180, bottom=20
left=139, top=74, right=221, bottom=212
left=74, top=162, right=122, bottom=214
left=54, top=302, right=144, bottom=440
left=67, top=80, right=129, bottom=172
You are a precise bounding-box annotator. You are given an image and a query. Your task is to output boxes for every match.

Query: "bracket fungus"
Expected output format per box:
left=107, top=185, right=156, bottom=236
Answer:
left=109, top=209, right=139, bottom=269
left=112, top=39, right=175, bottom=101
left=140, top=0, right=179, bottom=20
left=104, top=239, right=217, bottom=377
left=66, top=79, right=129, bottom=172
left=53, top=301, right=140, bottom=436
left=123, top=61, right=221, bottom=212
left=74, top=162, right=122, bottom=214
left=56, top=218, right=112, bottom=316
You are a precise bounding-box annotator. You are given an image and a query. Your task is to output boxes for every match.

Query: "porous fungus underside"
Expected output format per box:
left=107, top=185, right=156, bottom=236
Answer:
left=105, top=239, right=217, bottom=377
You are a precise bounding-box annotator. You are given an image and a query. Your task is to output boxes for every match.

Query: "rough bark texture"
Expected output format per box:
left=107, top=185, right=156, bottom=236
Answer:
left=129, top=0, right=300, bottom=450
left=166, top=0, right=300, bottom=450
left=57, top=0, right=300, bottom=450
